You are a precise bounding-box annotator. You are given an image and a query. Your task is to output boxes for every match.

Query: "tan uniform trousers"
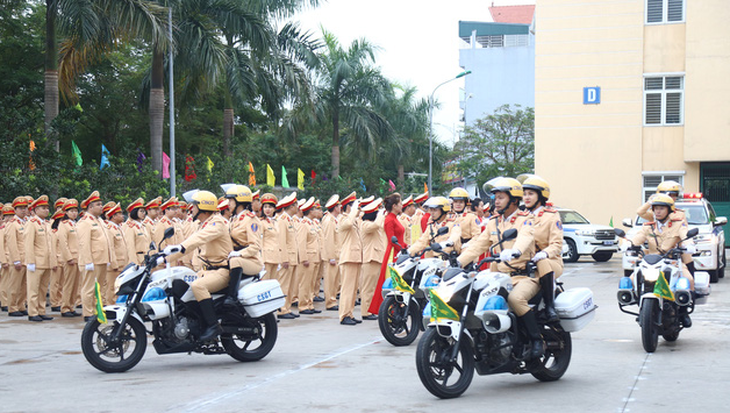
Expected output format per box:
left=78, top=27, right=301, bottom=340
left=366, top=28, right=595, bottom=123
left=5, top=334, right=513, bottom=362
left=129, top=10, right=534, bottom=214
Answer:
left=229, top=257, right=262, bottom=276
left=0, top=266, right=9, bottom=308
left=263, top=263, right=278, bottom=281
left=104, top=268, right=121, bottom=306
left=277, top=265, right=296, bottom=314
left=338, top=262, right=361, bottom=321
left=61, top=263, right=81, bottom=313
left=297, top=263, right=316, bottom=311
left=26, top=269, right=51, bottom=317
left=536, top=258, right=563, bottom=279
left=7, top=266, right=27, bottom=313
left=359, top=261, right=380, bottom=317
left=508, top=276, right=541, bottom=317
left=323, top=261, right=340, bottom=309
left=81, top=264, right=107, bottom=317
left=49, top=267, right=63, bottom=308
left=311, top=262, right=323, bottom=301
left=190, top=268, right=230, bottom=301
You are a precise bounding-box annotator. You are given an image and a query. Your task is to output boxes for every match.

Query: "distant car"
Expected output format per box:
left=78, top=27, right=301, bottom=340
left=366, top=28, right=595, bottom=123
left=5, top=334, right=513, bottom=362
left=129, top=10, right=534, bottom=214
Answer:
left=557, top=208, right=619, bottom=263
left=621, top=193, right=727, bottom=282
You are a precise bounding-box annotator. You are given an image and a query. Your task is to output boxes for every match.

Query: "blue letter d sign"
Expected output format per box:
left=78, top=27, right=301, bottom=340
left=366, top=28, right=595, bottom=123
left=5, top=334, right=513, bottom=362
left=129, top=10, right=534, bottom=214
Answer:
left=583, top=87, right=601, bottom=105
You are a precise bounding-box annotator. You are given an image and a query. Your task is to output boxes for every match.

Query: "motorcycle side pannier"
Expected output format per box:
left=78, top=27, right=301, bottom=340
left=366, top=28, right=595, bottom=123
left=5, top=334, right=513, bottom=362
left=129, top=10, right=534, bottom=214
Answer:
left=554, top=287, right=597, bottom=332
left=238, top=280, right=286, bottom=318
left=693, top=271, right=711, bottom=305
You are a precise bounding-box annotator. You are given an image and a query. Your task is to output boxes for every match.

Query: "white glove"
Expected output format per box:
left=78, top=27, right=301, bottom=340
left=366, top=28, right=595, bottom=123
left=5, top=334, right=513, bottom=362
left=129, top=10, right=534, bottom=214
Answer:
left=531, top=251, right=548, bottom=262
left=85, top=263, right=95, bottom=272
left=443, top=241, right=454, bottom=248
left=26, top=263, right=36, bottom=272
left=228, top=250, right=242, bottom=259
left=156, top=256, right=166, bottom=266
left=620, top=242, right=631, bottom=253
left=461, top=242, right=470, bottom=250
left=163, top=245, right=183, bottom=256
left=684, top=244, right=696, bottom=255
left=499, top=249, right=520, bottom=263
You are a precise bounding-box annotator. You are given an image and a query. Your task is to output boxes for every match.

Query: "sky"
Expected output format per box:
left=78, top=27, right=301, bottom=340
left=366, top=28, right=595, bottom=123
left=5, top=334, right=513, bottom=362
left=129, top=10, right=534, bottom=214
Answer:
left=293, top=0, right=535, bottom=146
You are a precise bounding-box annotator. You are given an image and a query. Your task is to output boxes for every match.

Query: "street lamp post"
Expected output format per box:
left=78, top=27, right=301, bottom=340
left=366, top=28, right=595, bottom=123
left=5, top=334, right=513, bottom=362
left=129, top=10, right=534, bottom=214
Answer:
left=428, top=70, right=471, bottom=197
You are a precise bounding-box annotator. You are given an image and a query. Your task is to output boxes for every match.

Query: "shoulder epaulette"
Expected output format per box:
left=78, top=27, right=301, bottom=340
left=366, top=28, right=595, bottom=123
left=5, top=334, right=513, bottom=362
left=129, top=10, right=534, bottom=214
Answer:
left=518, top=210, right=530, bottom=216
left=643, top=221, right=655, bottom=226
left=544, top=207, right=557, bottom=213
left=671, top=216, right=683, bottom=221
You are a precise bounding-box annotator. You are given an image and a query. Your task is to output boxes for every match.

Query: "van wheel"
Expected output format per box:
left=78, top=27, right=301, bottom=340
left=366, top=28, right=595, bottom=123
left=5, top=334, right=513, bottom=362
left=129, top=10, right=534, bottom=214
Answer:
left=564, top=239, right=579, bottom=263
left=592, top=251, right=612, bottom=262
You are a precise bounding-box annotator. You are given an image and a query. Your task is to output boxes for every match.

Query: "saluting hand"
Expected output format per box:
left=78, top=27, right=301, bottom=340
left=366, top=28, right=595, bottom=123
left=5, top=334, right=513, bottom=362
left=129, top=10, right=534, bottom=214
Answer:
left=303, top=260, right=310, bottom=267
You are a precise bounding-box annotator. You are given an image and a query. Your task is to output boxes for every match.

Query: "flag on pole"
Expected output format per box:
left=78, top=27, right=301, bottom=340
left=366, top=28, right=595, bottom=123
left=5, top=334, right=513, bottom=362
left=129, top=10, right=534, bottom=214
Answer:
left=390, top=266, right=415, bottom=294
left=29, top=140, right=36, bottom=170
left=297, top=168, right=305, bottom=190
left=653, top=271, right=675, bottom=301
left=206, top=156, right=214, bottom=172
left=162, top=152, right=171, bottom=179
left=359, top=178, right=367, bottom=192
left=388, top=179, right=396, bottom=191
left=609, top=216, right=614, bottom=227
left=266, top=164, right=275, bottom=186
left=94, top=281, right=107, bottom=324
left=71, top=141, right=83, bottom=166
left=100, top=144, right=111, bottom=170
left=281, top=166, right=290, bottom=188
left=137, top=150, right=146, bottom=172
left=248, top=162, right=256, bottom=186
left=424, top=183, right=428, bottom=193
left=428, top=289, right=459, bottom=322
left=184, top=155, right=197, bottom=181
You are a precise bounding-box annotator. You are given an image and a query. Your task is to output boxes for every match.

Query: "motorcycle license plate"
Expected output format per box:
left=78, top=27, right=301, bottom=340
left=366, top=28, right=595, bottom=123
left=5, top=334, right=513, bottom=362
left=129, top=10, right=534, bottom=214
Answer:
left=603, top=241, right=614, bottom=246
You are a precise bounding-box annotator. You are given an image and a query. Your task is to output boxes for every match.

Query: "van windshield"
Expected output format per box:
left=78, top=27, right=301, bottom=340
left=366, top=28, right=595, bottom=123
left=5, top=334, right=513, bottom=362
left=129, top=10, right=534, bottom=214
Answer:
left=559, top=210, right=590, bottom=224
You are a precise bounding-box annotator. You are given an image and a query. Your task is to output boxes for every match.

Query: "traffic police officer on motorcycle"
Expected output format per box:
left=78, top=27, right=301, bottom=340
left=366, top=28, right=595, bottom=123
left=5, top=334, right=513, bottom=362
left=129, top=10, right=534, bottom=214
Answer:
left=407, top=197, right=461, bottom=258
left=448, top=187, right=481, bottom=244
left=456, top=177, right=543, bottom=359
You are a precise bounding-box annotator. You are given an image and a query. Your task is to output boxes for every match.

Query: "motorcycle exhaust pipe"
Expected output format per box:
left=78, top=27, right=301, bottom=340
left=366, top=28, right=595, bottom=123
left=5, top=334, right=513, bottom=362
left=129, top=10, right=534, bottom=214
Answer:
left=675, top=290, right=692, bottom=306
left=617, top=289, right=636, bottom=305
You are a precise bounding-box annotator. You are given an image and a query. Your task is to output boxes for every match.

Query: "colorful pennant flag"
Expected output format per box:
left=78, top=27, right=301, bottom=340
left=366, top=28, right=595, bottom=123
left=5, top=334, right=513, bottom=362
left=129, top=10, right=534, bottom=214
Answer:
left=311, top=170, right=316, bottom=186
left=428, top=289, right=459, bottom=322
left=281, top=166, right=290, bottom=188
left=390, top=266, right=415, bottom=294
left=136, top=150, right=146, bottom=172
left=100, top=144, right=111, bottom=170
left=653, top=271, right=675, bottom=301
left=29, top=140, right=36, bottom=170
left=359, top=178, right=366, bottom=192
left=266, top=164, right=275, bottom=187
left=206, top=156, right=214, bottom=172
left=297, top=168, right=305, bottom=190
left=162, top=152, right=171, bottom=179
left=248, top=162, right=256, bottom=187
left=184, top=155, right=197, bottom=182
left=388, top=179, right=396, bottom=191
left=424, top=182, right=428, bottom=194
left=71, top=141, right=83, bottom=166
left=609, top=216, right=614, bottom=228
left=94, top=281, right=107, bottom=324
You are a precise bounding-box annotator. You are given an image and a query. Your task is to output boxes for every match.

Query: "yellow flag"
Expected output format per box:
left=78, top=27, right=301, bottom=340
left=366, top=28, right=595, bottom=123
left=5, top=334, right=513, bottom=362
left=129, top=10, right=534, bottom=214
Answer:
left=297, top=168, right=305, bottom=190
left=207, top=156, right=214, bottom=172
left=266, top=164, right=275, bottom=187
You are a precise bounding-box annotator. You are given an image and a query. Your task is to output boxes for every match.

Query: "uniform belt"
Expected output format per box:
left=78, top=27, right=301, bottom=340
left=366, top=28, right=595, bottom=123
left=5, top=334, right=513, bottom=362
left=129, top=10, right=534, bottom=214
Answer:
left=204, top=264, right=230, bottom=271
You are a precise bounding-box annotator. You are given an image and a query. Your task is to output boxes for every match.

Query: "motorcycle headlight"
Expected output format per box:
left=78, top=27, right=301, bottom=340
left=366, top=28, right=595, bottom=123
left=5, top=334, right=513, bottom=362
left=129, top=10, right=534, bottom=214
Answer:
left=382, top=278, right=394, bottom=290
left=115, top=295, right=128, bottom=304
left=141, top=287, right=166, bottom=302
left=423, top=275, right=440, bottom=288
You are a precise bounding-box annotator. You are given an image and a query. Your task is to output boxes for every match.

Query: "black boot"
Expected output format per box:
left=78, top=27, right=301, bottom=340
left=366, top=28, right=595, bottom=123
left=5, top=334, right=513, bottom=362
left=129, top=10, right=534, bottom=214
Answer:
left=519, top=311, right=545, bottom=360
left=686, top=261, right=696, bottom=276
left=199, top=298, right=222, bottom=341
left=540, top=272, right=559, bottom=324
left=679, top=306, right=692, bottom=328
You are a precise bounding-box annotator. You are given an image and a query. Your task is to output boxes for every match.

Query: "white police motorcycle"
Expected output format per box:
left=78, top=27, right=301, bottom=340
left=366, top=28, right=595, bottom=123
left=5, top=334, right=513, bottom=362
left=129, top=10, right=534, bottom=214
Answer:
left=81, top=228, right=285, bottom=373
left=615, top=228, right=711, bottom=353
left=415, top=229, right=596, bottom=399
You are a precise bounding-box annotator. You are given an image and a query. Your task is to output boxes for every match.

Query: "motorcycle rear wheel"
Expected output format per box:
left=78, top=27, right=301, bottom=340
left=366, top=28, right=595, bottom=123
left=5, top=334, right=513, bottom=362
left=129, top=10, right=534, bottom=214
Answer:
left=640, top=299, right=659, bottom=352
left=530, top=325, right=572, bottom=382
left=221, top=312, right=278, bottom=362
left=378, top=296, right=420, bottom=346
left=81, top=317, right=147, bottom=373
left=416, top=327, right=475, bottom=399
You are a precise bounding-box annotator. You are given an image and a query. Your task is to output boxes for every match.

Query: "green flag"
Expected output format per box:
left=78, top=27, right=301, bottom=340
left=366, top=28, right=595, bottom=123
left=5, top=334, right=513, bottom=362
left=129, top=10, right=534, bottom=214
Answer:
left=281, top=166, right=290, bottom=188
left=390, top=266, right=415, bottom=294
left=94, top=281, right=107, bottom=324
left=71, top=141, right=83, bottom=166
left=653, top=271, right=675, bottom=301
left=428, top=289, right=459, bottom=322
left=609, top=216, right=614, bottom=227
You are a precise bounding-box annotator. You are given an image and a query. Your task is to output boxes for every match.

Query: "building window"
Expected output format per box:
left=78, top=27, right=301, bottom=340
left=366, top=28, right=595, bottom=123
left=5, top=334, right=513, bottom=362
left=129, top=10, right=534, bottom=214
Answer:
left=642, top=173, right=684, bottom=202
left=646, top=0, right=684, bottom=24
left=644, top=75, right=683, bottom=126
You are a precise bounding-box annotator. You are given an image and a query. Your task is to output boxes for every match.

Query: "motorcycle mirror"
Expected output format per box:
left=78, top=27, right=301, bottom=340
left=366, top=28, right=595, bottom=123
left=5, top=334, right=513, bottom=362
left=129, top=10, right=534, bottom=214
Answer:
left=149, top=241, right=156, bottom=251
left=436, top=226, right=449, bottom=236
left=391, top=236, right=399, bottom=245
left=430, top=242, right=442, bottom=252
left=164, top=227, right=175, bottom=240
left=501, top=228, right=518, bottom=241
left=685, top=228, right=699, bottom=239
left=614, top=228, right=626, bottom=238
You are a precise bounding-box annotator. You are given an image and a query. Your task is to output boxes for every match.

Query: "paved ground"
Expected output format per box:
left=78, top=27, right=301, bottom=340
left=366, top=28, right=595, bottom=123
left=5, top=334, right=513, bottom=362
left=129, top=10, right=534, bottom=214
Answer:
left=1, top=255, right=729, bottom=413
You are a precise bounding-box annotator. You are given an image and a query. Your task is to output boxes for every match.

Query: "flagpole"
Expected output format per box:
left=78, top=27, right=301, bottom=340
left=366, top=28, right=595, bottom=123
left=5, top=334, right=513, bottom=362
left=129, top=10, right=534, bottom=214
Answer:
left=168, top=4, right=176, bottom=197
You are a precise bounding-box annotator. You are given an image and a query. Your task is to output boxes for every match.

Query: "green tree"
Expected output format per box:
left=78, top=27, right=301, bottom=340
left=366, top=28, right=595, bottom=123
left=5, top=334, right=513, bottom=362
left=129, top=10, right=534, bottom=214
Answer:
left=453, top=104, right=534, bottom=185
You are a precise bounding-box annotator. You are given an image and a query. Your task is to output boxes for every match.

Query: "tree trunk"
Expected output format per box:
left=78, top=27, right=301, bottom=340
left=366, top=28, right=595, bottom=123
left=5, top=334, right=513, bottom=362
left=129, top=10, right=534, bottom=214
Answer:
left=397, top=164, right=405, bottom=187
left=223, top=88, right=234, bottom=157
left=149, top=49, right=165, bottom=174
left=332, top=109, right=340, bottom=178
left=44, top=0, right=59, bottom=151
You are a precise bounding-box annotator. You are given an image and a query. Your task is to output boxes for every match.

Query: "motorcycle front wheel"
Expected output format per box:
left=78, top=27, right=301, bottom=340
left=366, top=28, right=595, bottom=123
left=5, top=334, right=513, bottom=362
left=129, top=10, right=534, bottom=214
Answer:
left=530, top=325, right=572, bottom=381
left=640, top=299, right=659, bottom=352
left=221, top=312, right=278, bottom=362
left=416, top=327, right=475, bottom=399
left=378, top=296, right=420, bottom=346
left=81, top=317, right=147, bottom=373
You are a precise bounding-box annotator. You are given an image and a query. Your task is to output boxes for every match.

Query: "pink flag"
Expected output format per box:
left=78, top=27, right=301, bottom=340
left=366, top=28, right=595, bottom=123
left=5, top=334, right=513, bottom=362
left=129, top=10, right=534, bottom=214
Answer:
left=162, top=152, right=171, bottom=179
left=388, top=179, right=396, bottom=191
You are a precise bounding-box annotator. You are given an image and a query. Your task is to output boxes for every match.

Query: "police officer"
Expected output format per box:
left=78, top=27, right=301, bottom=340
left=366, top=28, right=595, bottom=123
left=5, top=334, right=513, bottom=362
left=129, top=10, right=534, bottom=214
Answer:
left=163, top=190, right=233, bottom=341
left=251, top=190, right=262, bottom=217
left=49, top=197, right=67, bottom=311
left=626, top=194, right=695, bottom=327
left=77, top=191, right=114, bottom=321
left=143, top=197, right=162, bottom=239
left=154, top=197, right=183, bottom=252
left=0, top=204, right=11, bottom=312
left=338, top=193, right=362, bottom=325
left=297, top=198, right=322, bottom=315
left=449, top=187, right=481, bottom=244
left=24, top=196, right=57, bottom=321
left=321, top=195, right=341, bottom=311
left=456, top=178, right=541, bottom=359
left=260, top=193, right=281, bottom=281
left=275, top=193, right=301, bottom=319
left=103, top=203, right=127, bottom=305
left=225, top=185, right=263, bottom=279
left=399, top=195, right=415, bottom=246
left=407, top=197, right=462, bottom=258
left=412, top=192, right=429, bottom=242
left=520, top=175, right=563, bottom=323
left=360, top=198, right=384, bottom=320
left=123, top=198, right=151, bottom=265
left=56, top=199, right=82, bottom=317
left=6, top=196, right=30, bottom=316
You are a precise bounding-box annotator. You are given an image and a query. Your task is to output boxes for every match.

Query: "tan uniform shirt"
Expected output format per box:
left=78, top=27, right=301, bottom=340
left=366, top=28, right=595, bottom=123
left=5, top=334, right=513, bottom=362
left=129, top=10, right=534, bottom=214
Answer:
left=153, top=216, right=182, bottom=249
left=260, top=216, right=281, bottom=264
left=320, top=212, right=339, bottom=262
left=230, top=211, right=263, bottom=265
left=105, top=221, right=128, bottom=270
left=531, top=207, right=564, bottom=260
left=180, top=213, right=232, bottom=267
left=6, top=216, right=27, bottom=265
left=293, top=216, right=308, bottom=263
left=361, top=219, right=385, bottom=263
left=0, top=222, right=6, bottom=265
left=77, top=214, right=112, bottom=266
left=56, top=219, right=79, bottom=264
left=338, top=207, right=362, bottom=264
left=278, top=213, right=299, bottom=265
left=453, top=211, right=482, bottom=242
left=142, top=216, right=156, bottom=241
left=408, top=215, right=462, bottom=258
left=631, top=217, right=690, bottom=254
left=399, top=213, right=413, bottom=246
left=457, top=210, right=535, bottom=273
left=122, top=219, right=150, bottom=265
left=24, top=217, right=57, bottom=269
left=303, top=217, right=321, bottom=262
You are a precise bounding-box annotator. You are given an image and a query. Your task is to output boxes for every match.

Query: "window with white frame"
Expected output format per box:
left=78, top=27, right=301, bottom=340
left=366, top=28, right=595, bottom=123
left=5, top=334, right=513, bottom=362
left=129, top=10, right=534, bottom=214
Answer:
left=644, top=75, right=684, bottom=126
left=646, top=0, right=684, bottom=24
left=642, top=173, right=684, bottom=202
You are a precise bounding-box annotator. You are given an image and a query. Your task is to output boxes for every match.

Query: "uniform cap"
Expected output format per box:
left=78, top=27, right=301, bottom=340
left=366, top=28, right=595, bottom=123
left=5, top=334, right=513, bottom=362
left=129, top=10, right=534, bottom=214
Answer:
left=402, top=195, right=413, bottom=207
left=178, top=200, right=188, bottom=209
left=160, top=197, right=178, bottom=211
left=81, top=191, right=101, bottom=209
left=145, top=196, right=162, bottom=210
left=252, top=190, right=260, bottom=200
left=360, top=195, right=375, bottom=206
left=314, top=199, right=321, bottom=208
left=297, top=198, right=306, bottom=208
left=51, top=209, right=65, bottom=220
left=325, top=194, right=340, bottom=209
left=107, top=203, right=122, bottom=217
left=102, top=201, right=116, bottom=214
left=12, top=196, right=29, bottom=208
left=300, top=197, right=315, bottom=212
left=54, top=197, right=68, bottom=210
left=3, top=203, right=15, bottom=215
left=362, top=197, right=382, bottom=213
left=62, top=199, right=79, bottom=211
left=341, top=192, right=357, bottom=206
left=126, top=198, right=145, bottom=213
left=29, top=195, right=49, bottom=210
left=276, top=192, right=297, bottom=209
left=413, top=192, right=428, bottom=204
left=261, top=193, right=278, bottom=205
left=218, top=198, right=230, bottom=211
